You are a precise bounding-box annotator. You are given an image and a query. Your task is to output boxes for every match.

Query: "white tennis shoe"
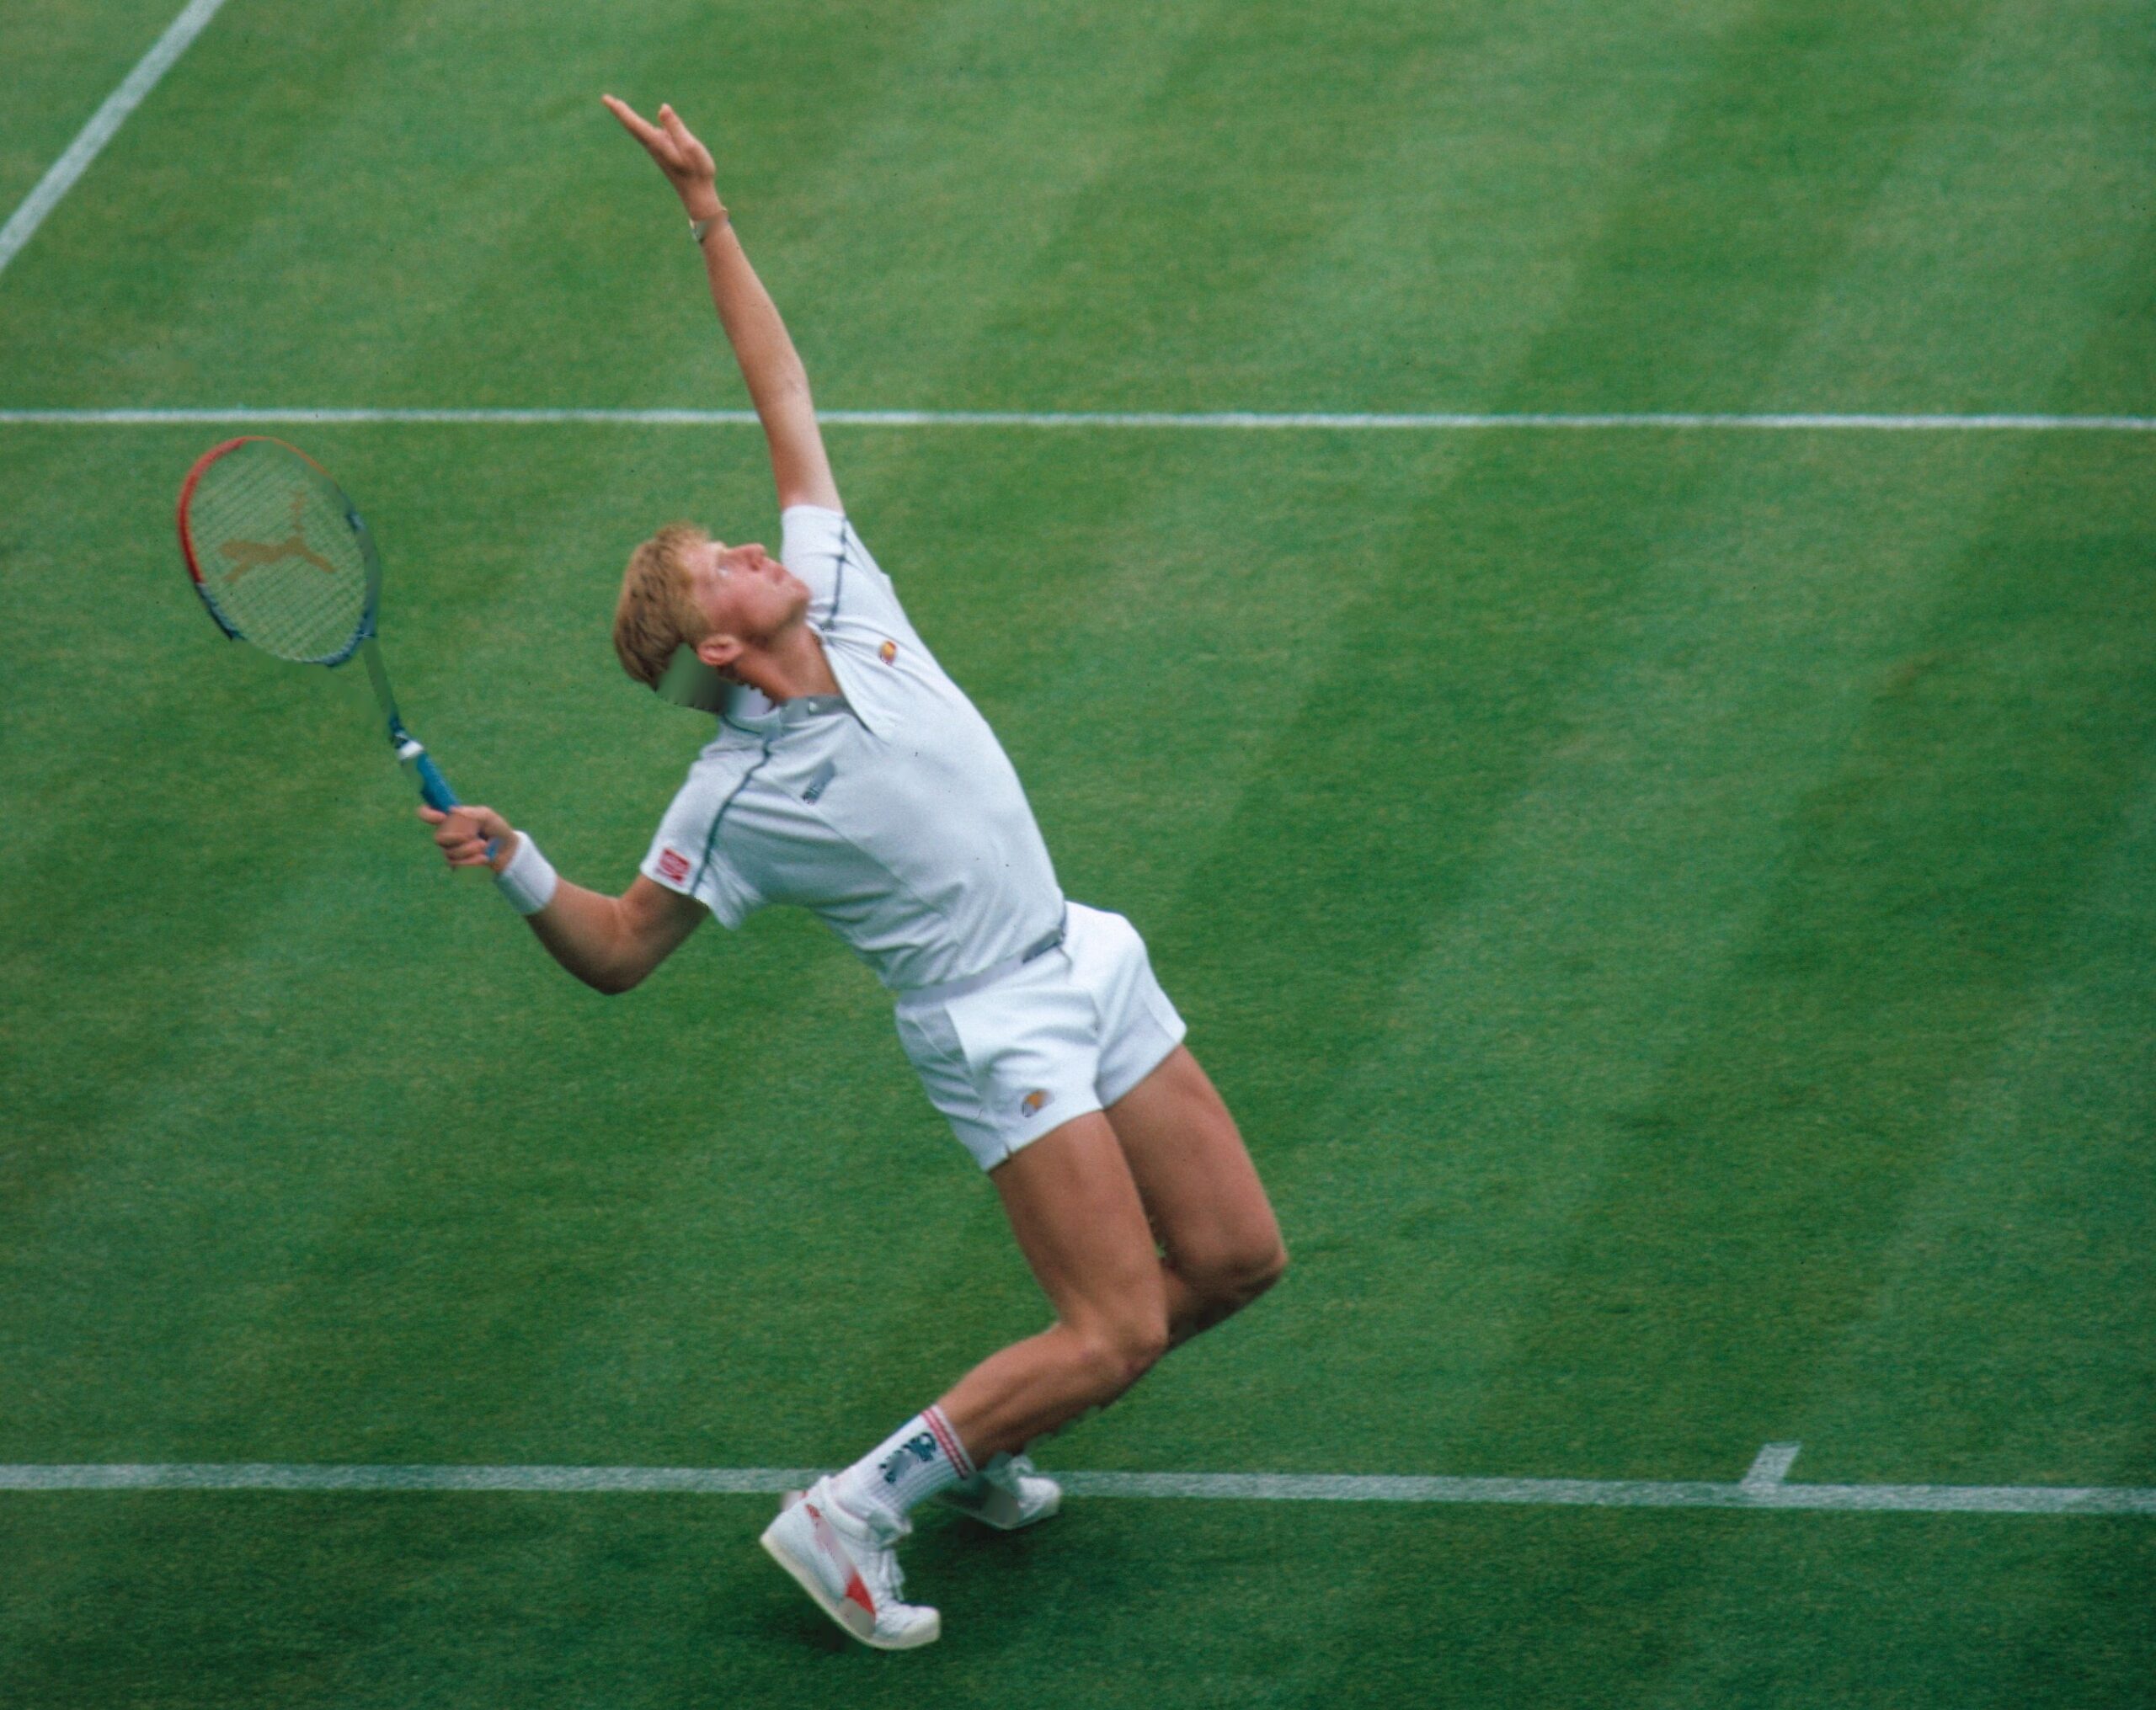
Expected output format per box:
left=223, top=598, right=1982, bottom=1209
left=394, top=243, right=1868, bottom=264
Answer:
left=760, top=1477, right=940, bottom=1650
left=937, top=1453, right=1063, bottom=1531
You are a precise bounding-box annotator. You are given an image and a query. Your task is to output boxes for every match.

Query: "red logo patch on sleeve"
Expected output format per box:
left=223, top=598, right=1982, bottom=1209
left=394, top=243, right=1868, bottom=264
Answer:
left=656, top=847, right=691, bottom=883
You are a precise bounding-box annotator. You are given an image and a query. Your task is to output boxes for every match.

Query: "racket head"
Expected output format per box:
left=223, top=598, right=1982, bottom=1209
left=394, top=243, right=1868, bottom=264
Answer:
left=177, top=437, right=382, bottom=664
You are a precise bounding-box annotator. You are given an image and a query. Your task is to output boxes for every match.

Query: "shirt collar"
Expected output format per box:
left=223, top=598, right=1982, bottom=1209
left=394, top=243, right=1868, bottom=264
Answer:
left=716, top=631, right=891, bottom=739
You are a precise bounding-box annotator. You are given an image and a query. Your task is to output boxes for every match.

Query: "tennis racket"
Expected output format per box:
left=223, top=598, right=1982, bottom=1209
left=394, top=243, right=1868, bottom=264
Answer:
left=177, top=436, right=468, bottom=816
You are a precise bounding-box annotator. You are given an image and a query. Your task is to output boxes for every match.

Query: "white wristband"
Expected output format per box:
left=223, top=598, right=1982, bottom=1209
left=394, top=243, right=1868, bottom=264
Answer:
left=494, top=831, right=558, bottom=916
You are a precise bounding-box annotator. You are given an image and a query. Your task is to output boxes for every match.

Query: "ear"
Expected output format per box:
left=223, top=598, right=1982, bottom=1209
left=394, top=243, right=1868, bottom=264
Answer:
left=695, top=632, right=744, bottom=673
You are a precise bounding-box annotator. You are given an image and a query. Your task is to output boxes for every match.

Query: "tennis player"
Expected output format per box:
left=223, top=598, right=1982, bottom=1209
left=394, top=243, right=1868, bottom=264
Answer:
left=422, top=96, right=1286, bottom=1650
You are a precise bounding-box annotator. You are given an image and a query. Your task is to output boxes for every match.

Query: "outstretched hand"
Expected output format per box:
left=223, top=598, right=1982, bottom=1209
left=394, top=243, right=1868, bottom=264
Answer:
left=420, top=803, right=517, bottom=872
left=602, top=95, right=723, bottom=219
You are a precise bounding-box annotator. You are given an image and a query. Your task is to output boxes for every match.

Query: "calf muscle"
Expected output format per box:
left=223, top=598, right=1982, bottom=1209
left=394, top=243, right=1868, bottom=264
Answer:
left=931, top=1065, right=1284, bottom=1460
left=935, top=1113, right=1169, bottom=1457
left=1110, top=1047, right=1287, bottom=1342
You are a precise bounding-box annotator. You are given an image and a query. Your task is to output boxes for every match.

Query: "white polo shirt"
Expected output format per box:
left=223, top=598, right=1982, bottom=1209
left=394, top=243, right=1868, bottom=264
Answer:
left=639, top=506, right=1067, bottom=993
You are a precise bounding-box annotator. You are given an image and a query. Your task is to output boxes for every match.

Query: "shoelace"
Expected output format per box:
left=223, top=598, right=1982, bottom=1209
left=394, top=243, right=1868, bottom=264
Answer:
left=860, top=1530, right=908, bottom=1605
left=843, top=1502, right=911, bottom=1605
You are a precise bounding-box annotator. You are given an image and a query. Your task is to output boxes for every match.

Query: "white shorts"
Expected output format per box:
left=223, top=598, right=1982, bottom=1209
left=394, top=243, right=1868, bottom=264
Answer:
left=893, top=903, right=1188, bottom=1171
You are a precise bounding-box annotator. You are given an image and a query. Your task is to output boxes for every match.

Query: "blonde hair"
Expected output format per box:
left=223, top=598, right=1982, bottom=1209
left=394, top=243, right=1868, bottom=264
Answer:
left=613, top=523, right=711, bottom=688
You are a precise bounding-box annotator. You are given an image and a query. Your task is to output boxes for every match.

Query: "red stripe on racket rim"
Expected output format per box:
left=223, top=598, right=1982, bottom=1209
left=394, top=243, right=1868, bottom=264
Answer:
left=175, top=435, right=247, bottom=587
left=176, top=434, right=345, bottom=639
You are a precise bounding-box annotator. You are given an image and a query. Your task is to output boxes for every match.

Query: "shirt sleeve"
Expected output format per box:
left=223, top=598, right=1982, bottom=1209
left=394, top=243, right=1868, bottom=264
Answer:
left=639, top=770, right=765, bottom=930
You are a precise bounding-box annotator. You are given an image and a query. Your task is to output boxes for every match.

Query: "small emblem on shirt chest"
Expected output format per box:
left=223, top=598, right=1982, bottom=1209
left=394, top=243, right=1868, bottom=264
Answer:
left=803, top=759, right=837, bottom=803
left=878, top=639, right=898, bottom=664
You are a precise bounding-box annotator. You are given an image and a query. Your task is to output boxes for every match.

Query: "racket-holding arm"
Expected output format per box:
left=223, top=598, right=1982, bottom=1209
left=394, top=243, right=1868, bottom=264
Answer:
left=420, top=805, right=706, bottom=994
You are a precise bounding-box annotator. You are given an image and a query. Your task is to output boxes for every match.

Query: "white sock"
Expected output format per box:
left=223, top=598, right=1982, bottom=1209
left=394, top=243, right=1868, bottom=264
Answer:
left=830, top=1405, right=975, bottom=1524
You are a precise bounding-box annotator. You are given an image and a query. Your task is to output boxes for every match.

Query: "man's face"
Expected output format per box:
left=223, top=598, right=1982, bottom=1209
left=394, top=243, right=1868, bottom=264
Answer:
left=688, top=538, right=810, bottom=658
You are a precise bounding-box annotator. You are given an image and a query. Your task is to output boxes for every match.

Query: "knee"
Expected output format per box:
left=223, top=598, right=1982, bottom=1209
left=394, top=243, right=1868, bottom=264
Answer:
left=1187, top=1234, right=1289, bottom=1316
left=1074, top=1310, right=1171, bottom=1393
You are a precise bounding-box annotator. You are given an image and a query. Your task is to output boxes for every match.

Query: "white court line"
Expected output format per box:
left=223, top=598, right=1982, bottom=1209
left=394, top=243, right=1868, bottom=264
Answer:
left=0, top=407, right=2153, bottom=432
left=1742, top=1442, right=1804, bottom=1492
left=0, top=0, right=233, bottom=278
left=3, top=1457, right=2152, bottom=1516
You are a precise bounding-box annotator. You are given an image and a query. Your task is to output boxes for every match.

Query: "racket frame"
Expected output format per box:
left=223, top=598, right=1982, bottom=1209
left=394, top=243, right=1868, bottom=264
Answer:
left=177, top=436, right=463, bottom=814
left=176, top=436, right=382, bottom=667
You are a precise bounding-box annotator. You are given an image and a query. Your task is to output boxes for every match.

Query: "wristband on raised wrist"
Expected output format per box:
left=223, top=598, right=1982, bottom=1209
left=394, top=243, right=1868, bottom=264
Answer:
left=494, top=831, right=559, bottom=916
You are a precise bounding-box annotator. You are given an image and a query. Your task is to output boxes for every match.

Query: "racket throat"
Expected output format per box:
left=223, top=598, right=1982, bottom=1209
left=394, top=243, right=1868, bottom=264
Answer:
left=356, top=635, right=458, bottom=812
left=360, top=634, right=430, bottom=771
left=358, top=635, right=404, bottom=740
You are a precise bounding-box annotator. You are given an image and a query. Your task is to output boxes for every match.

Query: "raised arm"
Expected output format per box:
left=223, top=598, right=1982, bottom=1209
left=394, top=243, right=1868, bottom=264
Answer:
left=604, top=94, right=842, bottom=514
left=422, top=805, right=706, bottom=994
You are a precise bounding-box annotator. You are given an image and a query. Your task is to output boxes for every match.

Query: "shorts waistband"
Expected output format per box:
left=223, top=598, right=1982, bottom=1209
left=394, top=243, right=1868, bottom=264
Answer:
left=894, top=913, right=1068, bottom=1009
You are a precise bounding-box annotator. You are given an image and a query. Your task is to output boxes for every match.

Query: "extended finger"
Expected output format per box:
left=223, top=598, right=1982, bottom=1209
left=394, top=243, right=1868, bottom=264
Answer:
left=602, top=94, right=665, bottom=149
left=659, top=104, right=711, bottom=164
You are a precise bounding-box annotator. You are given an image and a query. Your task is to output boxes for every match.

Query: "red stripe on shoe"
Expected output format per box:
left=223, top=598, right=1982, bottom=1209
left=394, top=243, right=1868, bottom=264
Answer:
left=923, top=1406, right=974, bottom=1479
left=804, top=1502, right=878, bottom=1619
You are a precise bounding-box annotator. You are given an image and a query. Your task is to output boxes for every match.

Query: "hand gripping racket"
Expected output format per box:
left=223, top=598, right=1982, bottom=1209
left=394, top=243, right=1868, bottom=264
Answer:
left=177, top=436, right=470, bottom=816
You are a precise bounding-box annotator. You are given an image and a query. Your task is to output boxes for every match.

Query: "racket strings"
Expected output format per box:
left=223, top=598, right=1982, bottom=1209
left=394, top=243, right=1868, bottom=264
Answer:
left=186, top=442, right=371, bottom=662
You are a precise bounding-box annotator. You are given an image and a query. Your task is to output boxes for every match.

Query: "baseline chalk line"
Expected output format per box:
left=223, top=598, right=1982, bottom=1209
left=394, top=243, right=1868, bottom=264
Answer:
left=4, top=1455, right=2151, bottom=1516
left=0, top=0, right=233, bottom=278
left=0, top=408, right=2152, bottom=433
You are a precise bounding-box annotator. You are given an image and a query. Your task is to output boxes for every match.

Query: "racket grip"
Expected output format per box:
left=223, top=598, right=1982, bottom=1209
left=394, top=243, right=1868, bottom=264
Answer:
left=398, top=736, right=500, bottom=861
left=403, top=744, right=458, bottom=811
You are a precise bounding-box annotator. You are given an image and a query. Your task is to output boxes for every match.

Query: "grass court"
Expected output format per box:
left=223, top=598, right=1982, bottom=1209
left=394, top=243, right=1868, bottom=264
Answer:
left=1, top=0, right=2152, bottom=1702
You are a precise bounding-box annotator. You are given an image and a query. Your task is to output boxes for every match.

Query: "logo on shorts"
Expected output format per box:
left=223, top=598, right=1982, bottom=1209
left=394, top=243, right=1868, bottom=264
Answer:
left=878, top=639, right=898, bottom=664
left=1021, top=1089, right=1053, bottom=1118
left=656, top=847, right=691, bottom=883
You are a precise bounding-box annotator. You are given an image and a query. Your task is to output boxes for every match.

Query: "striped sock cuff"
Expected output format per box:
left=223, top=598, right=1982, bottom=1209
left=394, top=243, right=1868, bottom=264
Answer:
left=921, top=1404, right=976, bottom=1481
left=831, top=1404, right=978, bottom=1522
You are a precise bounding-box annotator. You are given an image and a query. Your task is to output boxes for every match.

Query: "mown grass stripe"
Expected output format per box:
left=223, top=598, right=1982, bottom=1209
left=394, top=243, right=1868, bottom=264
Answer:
left=0, top=408, right=2150, bottom=430
left=4, top=1461, right=2151, bottom=1516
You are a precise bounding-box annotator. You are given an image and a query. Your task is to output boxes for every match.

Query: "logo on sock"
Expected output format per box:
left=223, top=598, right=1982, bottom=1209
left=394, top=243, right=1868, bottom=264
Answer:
left=880, top=1433, right=940, bottom=1484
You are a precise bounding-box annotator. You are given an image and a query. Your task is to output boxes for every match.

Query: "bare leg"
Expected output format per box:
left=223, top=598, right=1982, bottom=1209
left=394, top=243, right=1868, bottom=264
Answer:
left=1105, top=1045, right=1288, bottom=1345
left=932, top=1048, right=1285, bottom=1461
left=934, top=1111, right=1171, bottom=1458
